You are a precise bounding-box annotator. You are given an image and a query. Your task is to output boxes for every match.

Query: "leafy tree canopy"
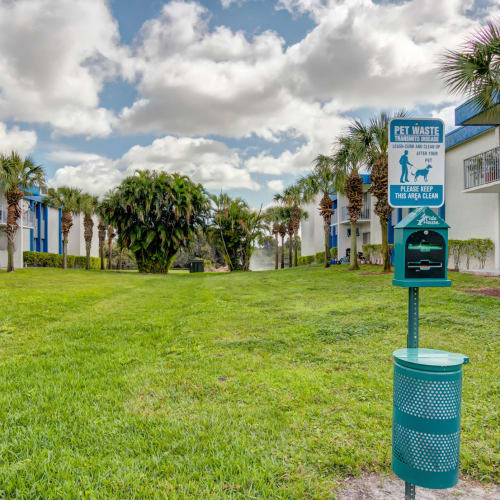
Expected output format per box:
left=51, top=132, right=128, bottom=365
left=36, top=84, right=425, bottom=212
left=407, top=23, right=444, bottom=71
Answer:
left=106, top=170, right=209, bottom=273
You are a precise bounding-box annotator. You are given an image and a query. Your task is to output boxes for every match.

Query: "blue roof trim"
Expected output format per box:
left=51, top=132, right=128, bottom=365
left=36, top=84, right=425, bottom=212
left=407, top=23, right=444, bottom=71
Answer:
left=24, top=194, right=44, bottom=202
left=445, top=125, right=493, bottom=150
left=455, top=94, right=500, bottom=125
left=361, top=174, right=371, bottom=184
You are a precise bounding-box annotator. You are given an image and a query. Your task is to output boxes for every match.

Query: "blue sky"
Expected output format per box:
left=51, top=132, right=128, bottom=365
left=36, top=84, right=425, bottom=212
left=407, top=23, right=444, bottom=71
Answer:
left=0, top=0, right=496, bottom=206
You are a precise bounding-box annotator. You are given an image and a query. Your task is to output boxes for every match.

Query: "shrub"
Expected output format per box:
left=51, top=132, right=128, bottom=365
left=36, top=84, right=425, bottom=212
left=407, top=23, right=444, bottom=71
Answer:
left=362, top=244, right=394, bottom=265
left=330, top=247, right=338, bottom=260
left=447, top=238, right=494, bottom=270
left=24, top=251, right=105, bottom=270
left=315, top=251, right=325, bottom=264
left=448, top=240, right=465, bottom=271
left=469, top=238, right=494, bottom=269
left=298, top=255, right=314, bottom=265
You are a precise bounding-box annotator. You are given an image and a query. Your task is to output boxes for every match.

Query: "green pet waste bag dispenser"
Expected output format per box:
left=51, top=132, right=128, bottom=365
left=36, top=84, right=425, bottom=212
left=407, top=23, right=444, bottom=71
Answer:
left=392, top=207, right=451, bottom=288
left=392, top=348, right=469, bottom=489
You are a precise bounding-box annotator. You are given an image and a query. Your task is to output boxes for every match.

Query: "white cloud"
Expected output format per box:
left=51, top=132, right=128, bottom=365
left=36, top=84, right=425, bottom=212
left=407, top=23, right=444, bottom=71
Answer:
left=49, top=135, right=261, bottom=196
left=0, top=0, right=129, bottom=137
left=431, top=103, right=460, bottom=132
left=48, top=150, right=105, bottom=165
left=49, top=157, right=123, bottom=197
left=0, top=123, right=37, bottom=156
left=121, top=136, right=261, bottom=190
left=267, top=179, right=285, bottom=192
left=115, top=0, right=496, bottom=179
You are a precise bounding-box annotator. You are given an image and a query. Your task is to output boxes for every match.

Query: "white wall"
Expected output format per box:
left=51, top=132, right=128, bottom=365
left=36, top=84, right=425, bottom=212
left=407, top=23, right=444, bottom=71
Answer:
left=445, top=127, right=499, bottom=270
left=66, top=213, right=100, bottom=258
left=47, top=207, right=60, bottom=254
left=301, top=196, right=325, bottom=256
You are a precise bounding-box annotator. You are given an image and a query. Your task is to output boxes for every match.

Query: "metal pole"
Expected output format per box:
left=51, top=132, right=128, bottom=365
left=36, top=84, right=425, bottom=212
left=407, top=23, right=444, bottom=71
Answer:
left=408, top=287, right=419, bottom=348
left=405, top=286, right=419, bottom=499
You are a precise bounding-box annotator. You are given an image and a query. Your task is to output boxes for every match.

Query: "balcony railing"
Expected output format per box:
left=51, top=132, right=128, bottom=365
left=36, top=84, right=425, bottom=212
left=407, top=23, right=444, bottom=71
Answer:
left=341, top=206, right=370, bottom=222
left=464, top=146, right=500, bottom=190
left=0, top=205, right=35, bottom=227
left=23, top=210, right=35, bottom=228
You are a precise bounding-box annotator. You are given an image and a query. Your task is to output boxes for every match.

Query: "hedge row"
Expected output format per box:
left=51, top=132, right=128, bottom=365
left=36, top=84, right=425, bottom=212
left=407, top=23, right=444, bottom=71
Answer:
left=297, top=247, right=338, bottom=266
left=297, top=255, right=315, bottom=265
left=448, top=238, right=494, bottom=270
left=23, top=251, right=106, bottom=269
left=362, top=244, right=394, bottom=264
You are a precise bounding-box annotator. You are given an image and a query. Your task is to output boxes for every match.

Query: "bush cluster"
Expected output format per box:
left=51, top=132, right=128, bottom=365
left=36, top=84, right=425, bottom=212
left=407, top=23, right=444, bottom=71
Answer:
left=23, top=251, right=105, bottom=269
left=448, top=238, right=494, bottom=270
left=315, top=251, right=325, bottom=264
left=297, top=255, right=315, bottom=265
left=362, top=244, right=394, bottom=264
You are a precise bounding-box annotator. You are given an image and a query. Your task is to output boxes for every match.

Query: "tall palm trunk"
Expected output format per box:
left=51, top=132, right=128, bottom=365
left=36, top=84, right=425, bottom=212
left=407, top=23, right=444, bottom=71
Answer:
left=319, top=192, right=333, bottom=268
left=273, top=230, right=279, bottom=270
left=380, top=219, right=390, bottom=272
left=61, top=210, right=73, bottom=269
left=323, top=218, right=330, bottom=268
left=290, top=206, right=300, bottom=267
left=370, top=156, right=392, bottom=272
left=280, top=235, right=285, bottom=269
left=107, top=226, right=114, bottom=270
left=287, top=225, right=293, bottom=268
left=293, top=231, right=299, bottom=267
left=83, top=214, right=94, bottom=270
left=98, top=220, right=106, bottom=270
left=345, top=171, right=363, bottom=271
left=5, top=189, right=23, bottom=272
left=279, top=226, right=286, bottom=269
left=350, top=221, right=359, bottom=270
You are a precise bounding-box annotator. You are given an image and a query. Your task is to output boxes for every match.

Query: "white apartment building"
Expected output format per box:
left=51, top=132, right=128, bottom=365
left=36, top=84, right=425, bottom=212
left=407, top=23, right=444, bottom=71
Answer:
left=0, top=185, right=99, bottom=269
left=301, top=99, right=500, bottom=272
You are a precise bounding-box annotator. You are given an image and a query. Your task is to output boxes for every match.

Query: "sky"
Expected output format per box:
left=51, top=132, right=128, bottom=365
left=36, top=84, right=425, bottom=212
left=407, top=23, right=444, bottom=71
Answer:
left=0, top=0, right=497, bottom=207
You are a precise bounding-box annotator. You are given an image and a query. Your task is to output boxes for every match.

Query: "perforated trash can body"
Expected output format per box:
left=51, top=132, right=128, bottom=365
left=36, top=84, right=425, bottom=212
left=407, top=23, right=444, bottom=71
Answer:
left=392, top=348, right=469, bottom=489
left=190, top=259, right=204, bottom=273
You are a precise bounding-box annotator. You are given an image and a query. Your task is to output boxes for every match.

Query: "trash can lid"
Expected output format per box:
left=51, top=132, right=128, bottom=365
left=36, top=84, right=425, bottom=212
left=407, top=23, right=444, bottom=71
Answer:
left=393, top=348, right=469, bottom=372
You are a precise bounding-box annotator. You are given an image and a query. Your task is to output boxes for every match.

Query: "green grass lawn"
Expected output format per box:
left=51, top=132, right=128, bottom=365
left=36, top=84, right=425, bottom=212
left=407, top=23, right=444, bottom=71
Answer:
left=0, top=266, right=498, bottom=498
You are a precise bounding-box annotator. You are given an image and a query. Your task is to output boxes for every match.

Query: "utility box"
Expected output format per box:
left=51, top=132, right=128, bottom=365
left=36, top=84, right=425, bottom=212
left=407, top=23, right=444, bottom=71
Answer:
left=393, top=207, right=451, bottom=287
left=392, top=348, right=469, bottom=489
left=189, top=259, right=204, bottom=273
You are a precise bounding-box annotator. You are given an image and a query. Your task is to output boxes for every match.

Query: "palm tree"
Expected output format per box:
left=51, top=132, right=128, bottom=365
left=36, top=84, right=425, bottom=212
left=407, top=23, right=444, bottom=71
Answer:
left=107, top=225, right=115, bottom=270
left=273, top=192, right=295, bottom=268
left=278, top=219, right=286, bottom=268
left=44, top=186, right=82, bottom=269
left=349, top=111, right=407, bottom=272
left=97, top=210, right=107, bottom=270
left=299, top=155, right=338, bottom=268
left=275, top=185, right=307, bottom=267
left=440, top=21, right=499, bottom=117
left=80, top=193, right=98, bottom=270
left=332, top=136, right=366, bottom=271
left=264, top=206, right=283, bottom=270
left=0, top=152, right=45, bottom=272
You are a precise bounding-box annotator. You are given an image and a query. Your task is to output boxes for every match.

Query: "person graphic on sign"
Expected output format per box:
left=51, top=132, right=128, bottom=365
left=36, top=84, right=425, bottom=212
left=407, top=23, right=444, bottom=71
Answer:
left=399, top=150, right=413, bottom=183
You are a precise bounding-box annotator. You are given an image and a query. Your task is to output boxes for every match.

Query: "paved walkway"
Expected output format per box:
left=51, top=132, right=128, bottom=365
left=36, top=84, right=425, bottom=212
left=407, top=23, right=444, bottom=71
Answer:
left=337, top=474, right=500, bottom=499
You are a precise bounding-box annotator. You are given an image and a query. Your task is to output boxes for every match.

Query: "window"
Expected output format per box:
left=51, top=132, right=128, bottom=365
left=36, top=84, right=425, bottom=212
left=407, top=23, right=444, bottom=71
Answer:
left=363, top=232, right=371, bottom=245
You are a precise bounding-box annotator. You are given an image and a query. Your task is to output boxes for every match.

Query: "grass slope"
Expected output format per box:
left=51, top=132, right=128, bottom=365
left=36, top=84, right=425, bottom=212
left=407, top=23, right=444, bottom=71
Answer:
left=0, top=267, right=498, bottom=498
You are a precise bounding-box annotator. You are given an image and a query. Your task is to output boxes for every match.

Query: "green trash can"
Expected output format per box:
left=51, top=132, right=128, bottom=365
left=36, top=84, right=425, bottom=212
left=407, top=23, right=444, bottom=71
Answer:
left=189, top=259, right=204, bottom=273
left=392, top=348, right=469, bottom=489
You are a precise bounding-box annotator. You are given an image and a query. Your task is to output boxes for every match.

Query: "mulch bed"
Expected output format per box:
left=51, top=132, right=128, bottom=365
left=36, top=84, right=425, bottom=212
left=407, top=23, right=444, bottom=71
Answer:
left=463, top=288, right=500, bottom=298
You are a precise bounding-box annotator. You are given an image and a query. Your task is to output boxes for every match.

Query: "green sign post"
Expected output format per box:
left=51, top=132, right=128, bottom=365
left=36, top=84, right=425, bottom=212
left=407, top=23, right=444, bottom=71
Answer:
left=392, top=207, right=469, bottom=499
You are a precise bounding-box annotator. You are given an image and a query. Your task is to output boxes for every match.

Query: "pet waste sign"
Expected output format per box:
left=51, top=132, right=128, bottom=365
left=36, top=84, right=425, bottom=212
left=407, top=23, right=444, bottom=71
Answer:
left=388, top=118, right=445, bottom=208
